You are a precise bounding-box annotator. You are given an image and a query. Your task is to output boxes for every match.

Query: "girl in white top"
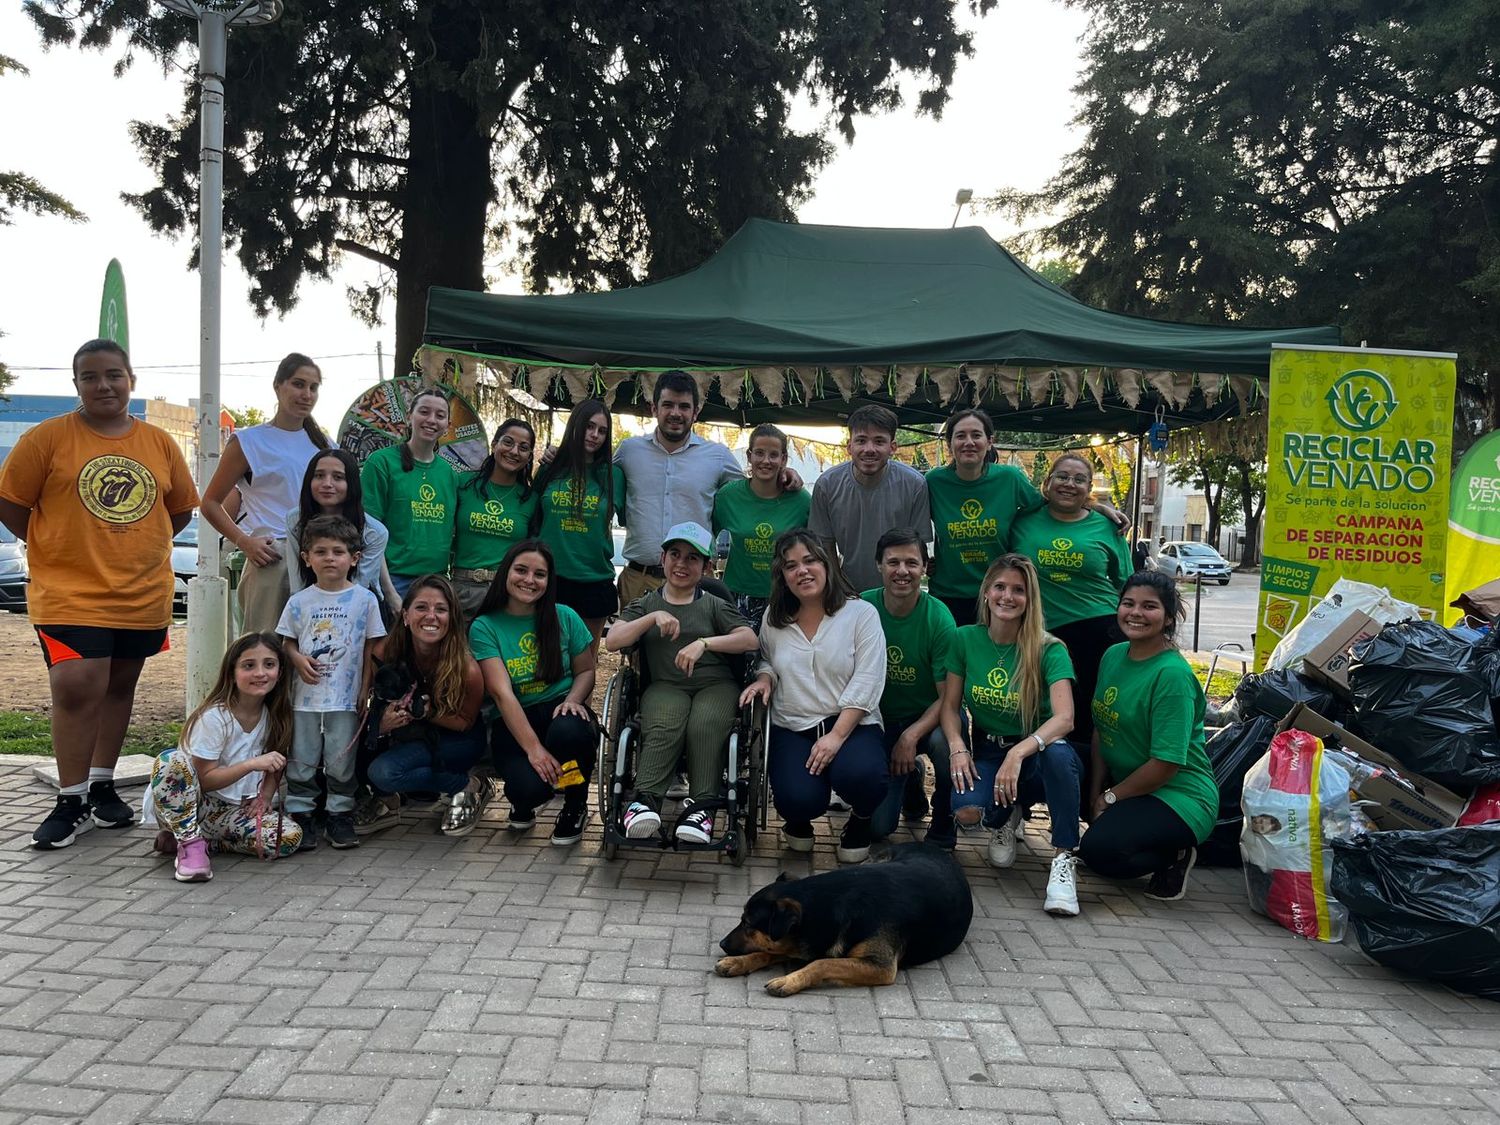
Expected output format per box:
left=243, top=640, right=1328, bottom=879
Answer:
left=201, top=353, right=334, bottom=633
left=741, top=529, right=886, bottom=863
left=147, top=633, right=304, bottom=882
left=284, top=448, right=401, bottom=613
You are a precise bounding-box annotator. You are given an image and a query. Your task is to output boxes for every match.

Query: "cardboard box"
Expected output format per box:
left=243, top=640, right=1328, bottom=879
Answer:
left=1300, top=611, right=1382, bottom=697
left=1277, top=704, right=1465, bottom=832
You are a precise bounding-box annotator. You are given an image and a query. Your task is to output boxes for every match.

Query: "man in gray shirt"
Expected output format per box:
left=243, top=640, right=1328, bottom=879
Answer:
left=809, top=404, right=932, bottom=595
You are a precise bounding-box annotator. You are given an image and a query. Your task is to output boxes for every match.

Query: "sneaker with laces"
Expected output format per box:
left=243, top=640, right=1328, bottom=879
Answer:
left=32, top=794, right=93, bottom=850
left=508, top=806, right=535, bottom=831
left=987, top=804, right=1021, bottom=869
left=442, top=775, right=488, bottom=837
left=354, top=792, right=400, bottom=836
left=290, top=811, right=318, bottom=852
left=174, top=837, right=213, bottom=882
left=324, top=812, right=360, bottom=849
left=551, top=803, right=589, bottom=846
left=1145, top=846, right=1197, bottom=902
left=781, top=820, right=814, bottom=853
left=837, top=813, right=872, bottom=864
left=1044, top=851, right=1080, bottom=916
left=88, top=781, right=136, bottom=829
left=675, top=799, right=714, bottom=845
left=622, top=799, right=662, bottom=839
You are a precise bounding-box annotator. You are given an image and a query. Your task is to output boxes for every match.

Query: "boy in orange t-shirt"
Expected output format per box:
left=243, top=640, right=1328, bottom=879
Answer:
left=0, top=339, right=198, bottom=849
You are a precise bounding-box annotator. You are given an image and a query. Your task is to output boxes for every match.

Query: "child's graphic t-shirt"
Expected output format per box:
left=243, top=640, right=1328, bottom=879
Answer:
left=275, top=584, right=386, bottom=712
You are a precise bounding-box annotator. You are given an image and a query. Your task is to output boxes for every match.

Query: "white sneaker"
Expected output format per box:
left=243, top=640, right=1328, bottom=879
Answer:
left=987, top=804, right=1021, bottom=869
left=1044, top=851, right=1080, bottom=917
left=622, top=801, right=662, bottom=839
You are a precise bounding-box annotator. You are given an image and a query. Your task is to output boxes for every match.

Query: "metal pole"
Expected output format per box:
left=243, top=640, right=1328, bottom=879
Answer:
left=376, top=340, right=384, bottom=380
left=185, top=10, right=231, bottom=711
left=1193, top=573, right=1203, bottom=652
left=1130, top=436, right=1144, bottom=533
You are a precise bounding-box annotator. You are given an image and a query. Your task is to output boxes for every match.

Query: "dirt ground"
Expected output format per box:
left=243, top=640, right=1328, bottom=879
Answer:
left=0, top=612, right=620, bottom=723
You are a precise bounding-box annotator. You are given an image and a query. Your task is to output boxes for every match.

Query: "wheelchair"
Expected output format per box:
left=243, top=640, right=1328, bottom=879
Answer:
left=596, top=579, right=770, bottom=865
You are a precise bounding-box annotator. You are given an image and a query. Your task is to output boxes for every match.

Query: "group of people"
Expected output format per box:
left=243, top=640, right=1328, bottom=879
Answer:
left=1, top=342, right=1218, bottom=919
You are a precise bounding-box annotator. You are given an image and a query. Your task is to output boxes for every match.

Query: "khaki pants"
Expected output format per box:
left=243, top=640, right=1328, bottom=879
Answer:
left=238, top=542, right=291, bottom=635
left=617, top=566, right=664, bottom=609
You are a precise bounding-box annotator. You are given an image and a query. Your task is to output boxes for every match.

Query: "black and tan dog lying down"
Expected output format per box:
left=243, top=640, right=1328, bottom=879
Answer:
left=716, top=842, right=974, bottom=996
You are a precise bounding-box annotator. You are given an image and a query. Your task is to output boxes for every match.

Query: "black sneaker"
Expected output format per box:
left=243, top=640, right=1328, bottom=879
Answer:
left=901, top=763, right=930, bottom=822
left=290, top=812, right=318, bottom=852
left=32, top=794, right=93, bottom=850
left=551, top=803, right=589, bottom=846
left=781, top=820, right=815, bottom=853
left=1145, top=846, right=1197, bottom=902
left=837, top=813, right=872, bottom=864
left=88, top=780, right=136, bottom=829
left=324, top=812, right=360, bottom=849
left=508, top=807, right=536, bottom=831
left=925, top=813, right=957, bottom=851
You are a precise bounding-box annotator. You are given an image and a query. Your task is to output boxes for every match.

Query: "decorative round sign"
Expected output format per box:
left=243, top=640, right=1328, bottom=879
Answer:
left=337, top=375, right=488, bottom=471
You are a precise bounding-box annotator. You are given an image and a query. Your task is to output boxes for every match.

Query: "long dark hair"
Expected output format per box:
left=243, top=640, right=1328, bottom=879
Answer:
left=273, top=353, right=331, bottom=450
left=399, top=386, right=450, bottom=472
left=765, top=529, right=854, bottom=630
left=294, top=450, right=366, bottom=586
left=477, top=538, right=564, bottom=685
left=532, top=399, right=613, bottom=523
left=465, top=417, right=535, bottom=500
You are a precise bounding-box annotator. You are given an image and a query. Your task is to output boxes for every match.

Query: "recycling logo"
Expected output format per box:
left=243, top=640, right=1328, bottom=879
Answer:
left=986, top=666, right=1010, bottom=691
left=1051, top=537, right=1073, bottom=552
left=1327, top=369, right=1398, bottom=433
left=960, top=499, right=984, bottom=521
left=518, top=632, right=538, bottom=655
left=1103, top=686, right=1118, bottom=706
left=485, top=499, right=505, bottom=516
left=887, top=645, right=904, bottom=666
left=419, top=483, right=437, bottom=503
left=755, top=522, right=774, bottom=540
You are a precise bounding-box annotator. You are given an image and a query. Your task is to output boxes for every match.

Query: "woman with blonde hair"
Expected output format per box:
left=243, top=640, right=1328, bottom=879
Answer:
left=940, top=554, right=1084, bottom=915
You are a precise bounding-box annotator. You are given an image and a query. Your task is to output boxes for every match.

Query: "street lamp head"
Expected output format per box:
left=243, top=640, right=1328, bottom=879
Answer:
left=158, top=0, right=283, bottom=24
left=954, top=188, right=974, bottom=206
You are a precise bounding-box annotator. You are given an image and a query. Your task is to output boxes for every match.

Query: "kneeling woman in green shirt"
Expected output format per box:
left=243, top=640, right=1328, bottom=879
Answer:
left=1080, top=570, right=1219, bottom=902
left=470, top=539, right=598, bottom=847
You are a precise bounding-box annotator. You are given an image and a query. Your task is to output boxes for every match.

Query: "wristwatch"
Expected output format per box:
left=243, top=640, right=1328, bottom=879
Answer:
left=1103, top=788, right=1117, bottom=806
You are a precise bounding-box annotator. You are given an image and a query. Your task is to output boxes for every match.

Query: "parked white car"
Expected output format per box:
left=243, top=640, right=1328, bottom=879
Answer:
left=1154, top=541, right=1233, bottom=585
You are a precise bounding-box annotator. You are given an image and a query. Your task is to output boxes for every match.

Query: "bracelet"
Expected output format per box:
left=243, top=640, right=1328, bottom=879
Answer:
left=1031, top=733, right=1045, bottom=752
left=951, top=748, right=971, bottom=757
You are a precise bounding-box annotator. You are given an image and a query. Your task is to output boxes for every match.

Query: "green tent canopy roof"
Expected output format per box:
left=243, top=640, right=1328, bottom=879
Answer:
left=421, top=220, right=1340, bottom=433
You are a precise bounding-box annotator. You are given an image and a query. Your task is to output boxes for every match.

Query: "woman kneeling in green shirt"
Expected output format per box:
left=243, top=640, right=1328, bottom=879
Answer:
left=1080, top=570, right=1219, bottom=902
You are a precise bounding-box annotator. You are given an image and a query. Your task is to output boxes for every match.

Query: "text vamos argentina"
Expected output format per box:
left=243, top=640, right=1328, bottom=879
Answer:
left=1282, top=433, right=1438, bottom=493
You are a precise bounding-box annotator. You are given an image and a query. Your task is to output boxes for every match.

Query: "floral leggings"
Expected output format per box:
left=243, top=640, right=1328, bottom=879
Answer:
left=149, top=748, right=302, bottom=858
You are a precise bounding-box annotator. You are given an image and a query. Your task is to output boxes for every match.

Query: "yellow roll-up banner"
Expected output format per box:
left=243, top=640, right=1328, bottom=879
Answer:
left=1255, top=345, right=1457, bottom=671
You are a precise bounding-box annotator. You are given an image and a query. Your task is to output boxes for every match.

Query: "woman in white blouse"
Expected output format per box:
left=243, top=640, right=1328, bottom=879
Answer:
left=740, top=529, right=887, bottom=863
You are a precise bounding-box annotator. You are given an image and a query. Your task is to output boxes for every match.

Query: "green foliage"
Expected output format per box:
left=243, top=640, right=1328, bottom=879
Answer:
left=989, top=0, right=1500, bottom=434
left=0, top=711, right=178, bottom=757
left=27, top=0, right=993, bottom=370
left=225, top=405, right=266, bottom=428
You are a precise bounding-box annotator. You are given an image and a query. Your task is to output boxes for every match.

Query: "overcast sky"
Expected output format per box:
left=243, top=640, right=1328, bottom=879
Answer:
left=0, top=1, right=1089, bottom=434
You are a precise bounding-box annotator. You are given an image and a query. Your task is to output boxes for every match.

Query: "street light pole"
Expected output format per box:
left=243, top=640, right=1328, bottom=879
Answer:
left=951, top=187, right=974, bottom=228
left=162, top=0, right=283, bottom=711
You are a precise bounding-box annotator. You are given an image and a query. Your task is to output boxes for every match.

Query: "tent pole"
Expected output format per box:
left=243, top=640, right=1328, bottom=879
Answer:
left=1131, top=436, right=1145, bottom=533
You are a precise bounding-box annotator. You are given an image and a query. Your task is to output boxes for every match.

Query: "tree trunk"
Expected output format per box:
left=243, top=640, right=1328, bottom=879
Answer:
left=1239, top=467, right=1265, bottom=568
left=393, top=14, right=491, bottom=375
left=1205, top=481, right=1222, bottom=548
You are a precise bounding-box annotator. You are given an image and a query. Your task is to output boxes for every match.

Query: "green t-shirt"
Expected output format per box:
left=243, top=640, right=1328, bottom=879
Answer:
left=712, top=479, right=812, bottom=598
left=860, top=589, right=957, bottom=722
left=926, top=463, right=1043, bottom=598
left=618, top=588, right=750, bottom=689
left=1010, top=508, right=1132, bottom=629
left=453, top=476, right=539, bottom=571
left=1091, top=644, right=1217, bottom=842
left=469, top=603, right=592, bottom=705
left=946, top=625, right=1074, bottom=740
left=360, top=444, right=459, bottom=576
left=534, top=465, right=626, bottom=582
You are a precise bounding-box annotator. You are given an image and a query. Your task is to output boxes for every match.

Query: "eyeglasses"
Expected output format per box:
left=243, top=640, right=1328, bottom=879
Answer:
left=1050, top=473, right=1092, bottom=486
left=496, top=437, right=533, bottom=454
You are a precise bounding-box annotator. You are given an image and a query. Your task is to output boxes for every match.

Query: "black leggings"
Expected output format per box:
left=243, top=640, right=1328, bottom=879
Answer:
left=1049, top=614, right=1119, bottom=747
left=1079, top=795, right=1196, bottom=879
left=491, top=701, right=598, bottom=815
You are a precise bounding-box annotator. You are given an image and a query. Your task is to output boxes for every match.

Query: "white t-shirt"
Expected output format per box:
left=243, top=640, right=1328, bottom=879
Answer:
left=275, top=583, right=386, bottom=712
left=186, top=703, right=270, bottom=803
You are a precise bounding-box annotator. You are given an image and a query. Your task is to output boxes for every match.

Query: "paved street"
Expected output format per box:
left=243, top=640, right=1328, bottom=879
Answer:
left=1, top=757, right=1496, bottom=1125
left=1175, top=575, right=1259, bottom=659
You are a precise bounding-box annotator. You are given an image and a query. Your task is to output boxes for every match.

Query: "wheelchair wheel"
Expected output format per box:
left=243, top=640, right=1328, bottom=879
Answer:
left=726, top=829, right=748, bottom=867
left=601, top=835, right=619, bottom=861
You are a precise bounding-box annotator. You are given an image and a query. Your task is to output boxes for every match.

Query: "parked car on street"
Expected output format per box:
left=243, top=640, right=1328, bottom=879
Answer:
left=1154, top=541, right=1233, bottom=585
left=0, top=525, right=27, bottom=612
left=171, top=515, right=199, bottom=613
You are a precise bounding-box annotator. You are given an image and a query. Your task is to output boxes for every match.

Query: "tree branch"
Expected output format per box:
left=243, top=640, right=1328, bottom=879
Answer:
left=335, top=238, right=399, bottom=270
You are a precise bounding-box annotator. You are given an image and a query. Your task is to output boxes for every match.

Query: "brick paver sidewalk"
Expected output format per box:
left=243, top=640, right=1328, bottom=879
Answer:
left=1, top=759, right=1496, bottom=1124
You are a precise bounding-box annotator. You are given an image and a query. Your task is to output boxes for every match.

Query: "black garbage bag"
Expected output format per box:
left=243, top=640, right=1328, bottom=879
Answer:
left=1330, top=826, right=1500, bottom=1001
left=1348, top=620, right=1500, bottom=792
left=1232, top=669, right=1342, bottom=723
left=1198, top=715, right=1278, bottom=867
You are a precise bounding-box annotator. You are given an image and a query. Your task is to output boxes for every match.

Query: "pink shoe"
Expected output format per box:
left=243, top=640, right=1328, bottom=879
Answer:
left=173, top=837, right=213, bottom=882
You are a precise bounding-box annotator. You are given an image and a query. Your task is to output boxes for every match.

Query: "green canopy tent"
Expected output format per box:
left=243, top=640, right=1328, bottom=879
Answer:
left=419, top=220, right=1340, bottom=435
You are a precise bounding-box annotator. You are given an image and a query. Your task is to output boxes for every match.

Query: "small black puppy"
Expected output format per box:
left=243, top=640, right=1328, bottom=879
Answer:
left=716, top=842, right=973, bottom=996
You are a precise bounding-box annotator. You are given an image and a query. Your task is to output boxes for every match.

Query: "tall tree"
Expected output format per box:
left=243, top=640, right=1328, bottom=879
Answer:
left=989, top=0, right=1500, bottom=439
left=28, top=1, right=992, bottom=370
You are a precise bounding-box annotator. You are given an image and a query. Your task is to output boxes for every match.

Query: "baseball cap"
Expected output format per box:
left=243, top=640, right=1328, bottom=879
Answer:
left=661, top=521, right=713, bottom=559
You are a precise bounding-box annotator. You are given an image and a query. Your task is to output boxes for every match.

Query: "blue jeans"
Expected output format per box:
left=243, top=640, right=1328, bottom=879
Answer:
left=390, top=574, right=418, bottom=600
left=950, top=736, right=1082, bottom=850
left=768, top=719, right=887, bottom=823
left=367, top=724, right=486, bottom=797
left=871, top=719, right=952, bottom=841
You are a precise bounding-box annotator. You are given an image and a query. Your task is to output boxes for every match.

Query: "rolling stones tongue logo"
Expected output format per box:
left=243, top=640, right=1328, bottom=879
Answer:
left=78, top=455, right=157, bottom=524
